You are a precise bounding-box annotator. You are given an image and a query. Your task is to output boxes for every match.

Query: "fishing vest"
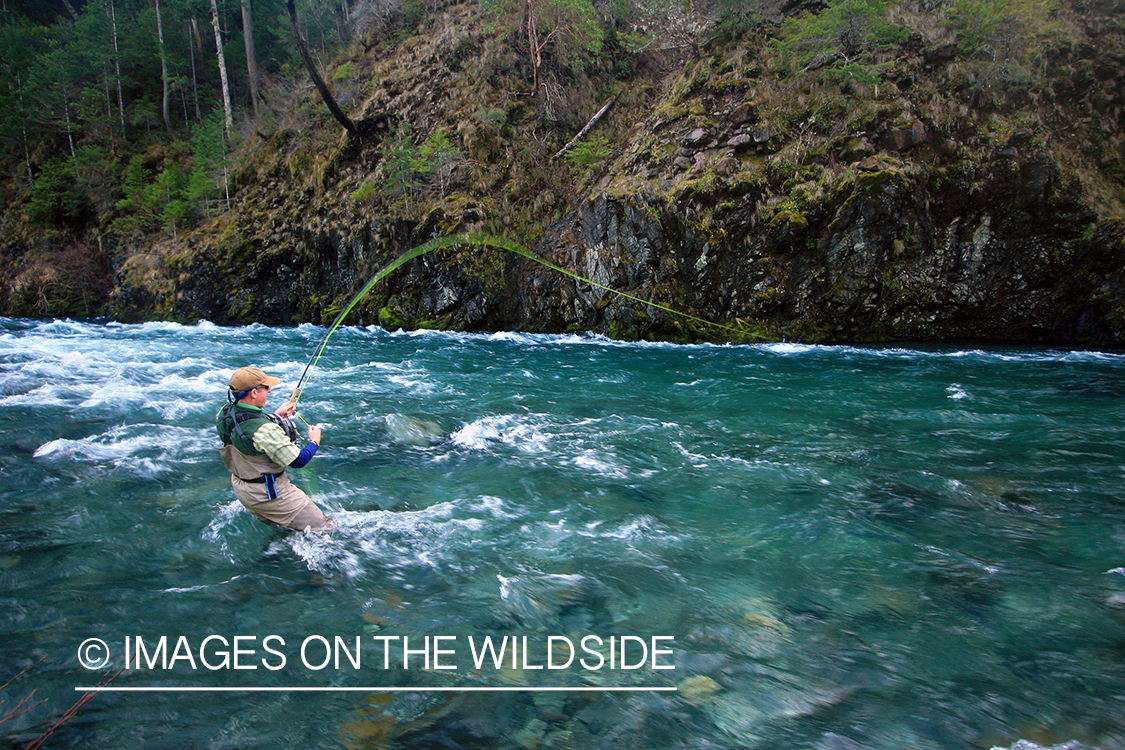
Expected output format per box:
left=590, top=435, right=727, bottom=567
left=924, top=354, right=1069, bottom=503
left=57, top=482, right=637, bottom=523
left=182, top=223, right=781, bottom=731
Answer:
left=216, top=403, right=286, bottom=481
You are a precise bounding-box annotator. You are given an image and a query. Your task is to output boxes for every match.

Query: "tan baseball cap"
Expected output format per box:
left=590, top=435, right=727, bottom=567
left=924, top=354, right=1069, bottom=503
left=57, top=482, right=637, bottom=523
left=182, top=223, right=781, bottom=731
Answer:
left=229, top=367, right=281, bottom=392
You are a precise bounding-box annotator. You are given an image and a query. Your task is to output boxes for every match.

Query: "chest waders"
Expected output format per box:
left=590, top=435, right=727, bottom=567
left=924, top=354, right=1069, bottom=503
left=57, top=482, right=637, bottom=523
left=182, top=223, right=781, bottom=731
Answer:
left=217, top=400, right=298, bottom=501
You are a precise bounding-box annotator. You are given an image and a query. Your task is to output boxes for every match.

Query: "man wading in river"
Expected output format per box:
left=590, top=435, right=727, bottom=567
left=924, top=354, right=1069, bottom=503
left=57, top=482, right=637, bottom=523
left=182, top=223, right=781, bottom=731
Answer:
left=216, top=367, right=332, bottom=533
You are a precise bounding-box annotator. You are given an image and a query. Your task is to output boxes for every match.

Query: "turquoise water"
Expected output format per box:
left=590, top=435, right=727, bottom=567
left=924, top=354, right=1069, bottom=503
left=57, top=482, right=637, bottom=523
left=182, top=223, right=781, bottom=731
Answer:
left=2, top=317, right=1124, bottom=749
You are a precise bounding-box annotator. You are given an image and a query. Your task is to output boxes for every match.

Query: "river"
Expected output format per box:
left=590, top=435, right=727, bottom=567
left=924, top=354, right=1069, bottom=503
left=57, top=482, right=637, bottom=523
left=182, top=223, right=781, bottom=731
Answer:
left=1, top=317, right=1123, bottom=749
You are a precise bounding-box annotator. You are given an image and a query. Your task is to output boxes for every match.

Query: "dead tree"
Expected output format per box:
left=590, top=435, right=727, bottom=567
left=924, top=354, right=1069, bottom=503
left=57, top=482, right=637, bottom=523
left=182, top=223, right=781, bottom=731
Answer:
left=286, top=0, right=358, bottom=136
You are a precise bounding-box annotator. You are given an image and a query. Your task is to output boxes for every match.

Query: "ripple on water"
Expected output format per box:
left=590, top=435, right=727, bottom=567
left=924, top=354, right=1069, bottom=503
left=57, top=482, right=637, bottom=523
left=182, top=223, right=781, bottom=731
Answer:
left=0, top=319, right=1118, bottom=750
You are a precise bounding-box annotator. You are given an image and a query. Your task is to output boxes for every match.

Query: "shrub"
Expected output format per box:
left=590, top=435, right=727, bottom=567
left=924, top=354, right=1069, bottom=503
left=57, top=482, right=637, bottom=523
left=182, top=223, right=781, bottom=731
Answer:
left=565, top=134, right=611, bottom=177
left=418, top=128, right=465, bottom=198
left=773, top=0, right=912, bottom=81
left=28, top=158, right=92, bottom=227
left=947, top=0, right=1057, bottom=62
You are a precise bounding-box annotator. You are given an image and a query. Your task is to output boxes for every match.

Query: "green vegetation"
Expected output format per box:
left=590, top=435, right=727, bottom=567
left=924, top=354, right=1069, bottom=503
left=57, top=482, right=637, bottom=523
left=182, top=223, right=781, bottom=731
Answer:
left=0, top=0, right=1122, bottom=343
left=28, top=158, right=91, bottom=227
left=948, top=0, right=1058, bottom=61
left=772, top=0, right=912, bottom=83
left=418, top=129, right=466, bottom=199
left=381, top=126, right=420, bottom=201
left=332, top=61, right=357, bottom=81
left=0, top=0, right=348, bottom=234
left=352, top=126, right=466, bottom=205
left=564, top=134, right=611, bottom=177
left=0, top=0, right=1071, bottom=246
left=481, top=0, right=602, bottom=93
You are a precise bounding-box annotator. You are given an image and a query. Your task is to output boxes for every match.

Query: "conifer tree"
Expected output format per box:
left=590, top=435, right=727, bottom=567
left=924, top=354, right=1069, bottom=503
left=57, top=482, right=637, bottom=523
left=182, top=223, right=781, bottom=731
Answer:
left=241, top=0, right=260, bottom=119
left=211, top=0, right=233, bottom=131
left=155, top=0, right=171, bottom=131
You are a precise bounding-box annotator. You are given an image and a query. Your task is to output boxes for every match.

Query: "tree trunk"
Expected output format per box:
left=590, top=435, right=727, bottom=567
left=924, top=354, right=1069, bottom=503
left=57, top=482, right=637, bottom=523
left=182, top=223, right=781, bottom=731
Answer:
left=189, top=17, right=202, bottom=122
left=551, top=92, right=619, bottom=161
left=23, top=129, right=33, bottom=185
left=241, top=0, right=260, bottom=119
left=102, top=62, right=113, bottom=125
left=211, top=0, right=233, bottom=132
left=108, top=0, right=126, bottom=134
left=286, top=0, right=357, bottom=135
left=13, top=75, right=33, bottom=182
left=155, top=0, right=172, bottom=131
left=523, top=0, right=541, bottom=96
left=64, top=96, right=76, bottom=162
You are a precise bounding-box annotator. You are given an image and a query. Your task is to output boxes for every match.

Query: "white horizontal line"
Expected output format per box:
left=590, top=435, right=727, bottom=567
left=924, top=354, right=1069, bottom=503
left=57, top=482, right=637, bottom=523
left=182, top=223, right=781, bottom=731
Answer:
left=76, top=686, right=677, bottom=693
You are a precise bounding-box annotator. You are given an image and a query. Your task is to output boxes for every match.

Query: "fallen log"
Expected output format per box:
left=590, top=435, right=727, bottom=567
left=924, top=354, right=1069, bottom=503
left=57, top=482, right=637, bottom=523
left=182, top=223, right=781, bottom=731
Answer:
left=551, top=92, right=621, bottom=161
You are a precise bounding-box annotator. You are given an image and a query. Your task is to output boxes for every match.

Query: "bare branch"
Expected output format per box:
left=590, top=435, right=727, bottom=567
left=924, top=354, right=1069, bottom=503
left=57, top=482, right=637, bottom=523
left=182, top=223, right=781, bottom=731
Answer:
left=23, top=666, right=126, bottom=750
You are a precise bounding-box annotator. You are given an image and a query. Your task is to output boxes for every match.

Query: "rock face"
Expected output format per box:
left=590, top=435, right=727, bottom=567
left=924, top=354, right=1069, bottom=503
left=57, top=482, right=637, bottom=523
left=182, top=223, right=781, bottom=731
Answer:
left=512, top=156, right=1121, bottom=344
left=79, top=0, right=1125, bottom=346
left=147, top=149, right=1124, bottom=346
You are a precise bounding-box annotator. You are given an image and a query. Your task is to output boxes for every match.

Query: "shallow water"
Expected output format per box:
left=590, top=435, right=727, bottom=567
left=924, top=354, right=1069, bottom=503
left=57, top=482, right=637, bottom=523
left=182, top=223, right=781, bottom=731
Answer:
left=2, top=318, right=1124, bottom=749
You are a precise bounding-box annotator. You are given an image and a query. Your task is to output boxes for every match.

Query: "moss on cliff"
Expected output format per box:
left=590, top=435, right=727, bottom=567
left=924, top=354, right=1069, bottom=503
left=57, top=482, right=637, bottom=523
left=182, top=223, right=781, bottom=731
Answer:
left=3, top=0, right=1124, bottom=347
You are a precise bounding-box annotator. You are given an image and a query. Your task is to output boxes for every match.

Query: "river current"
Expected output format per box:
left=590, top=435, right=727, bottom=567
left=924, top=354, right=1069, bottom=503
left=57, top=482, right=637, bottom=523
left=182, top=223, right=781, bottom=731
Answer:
left=1, top=317, right=1123, bottom=749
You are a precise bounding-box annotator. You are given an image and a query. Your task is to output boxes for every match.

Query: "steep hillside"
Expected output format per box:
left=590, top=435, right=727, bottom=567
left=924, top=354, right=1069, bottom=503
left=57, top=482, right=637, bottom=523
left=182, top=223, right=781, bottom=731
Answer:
left=4, top=0, right=1125, bottom=345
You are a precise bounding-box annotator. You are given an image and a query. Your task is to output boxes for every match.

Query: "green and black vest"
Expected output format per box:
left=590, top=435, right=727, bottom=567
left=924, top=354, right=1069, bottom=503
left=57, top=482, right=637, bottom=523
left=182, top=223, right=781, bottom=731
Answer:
left=217, top=402, right=270, bottom=456
left=216, top=403, right=285, bottom=481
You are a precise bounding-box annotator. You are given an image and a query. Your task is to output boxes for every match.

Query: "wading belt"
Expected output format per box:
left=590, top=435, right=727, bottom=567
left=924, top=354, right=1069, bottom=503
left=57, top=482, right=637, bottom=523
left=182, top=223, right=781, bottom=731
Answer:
left=243, top=472, right=283, bottom=500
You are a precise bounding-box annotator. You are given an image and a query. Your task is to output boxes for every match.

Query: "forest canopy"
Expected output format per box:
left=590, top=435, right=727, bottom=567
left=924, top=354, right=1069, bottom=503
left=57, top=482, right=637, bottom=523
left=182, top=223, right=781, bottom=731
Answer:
left=0, top=0, right=1072, bottom=241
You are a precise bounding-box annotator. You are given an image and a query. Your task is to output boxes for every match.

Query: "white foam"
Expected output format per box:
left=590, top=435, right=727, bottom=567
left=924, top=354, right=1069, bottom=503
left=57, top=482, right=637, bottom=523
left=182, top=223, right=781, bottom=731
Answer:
left=762, top=342, right=821, bottom=355
left=450, top=414, right=552, bottom=453
left=567, top=449, right=629, bottom=478
left=278, top=501, right=498, bottom=579
left=947, top=384, right=972, bottom=400
left=989, top=741, right=1083, bottom=750
left=33, top=423, right=213, bottom=471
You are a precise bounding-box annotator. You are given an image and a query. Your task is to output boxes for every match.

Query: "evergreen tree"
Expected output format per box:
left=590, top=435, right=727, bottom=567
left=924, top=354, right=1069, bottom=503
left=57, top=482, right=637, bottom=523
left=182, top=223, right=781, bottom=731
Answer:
left=28, top=156, right=92, bottom=225
left=418, top=128, right=464, bottom=199
left=380, top=125, right=419, bottom=201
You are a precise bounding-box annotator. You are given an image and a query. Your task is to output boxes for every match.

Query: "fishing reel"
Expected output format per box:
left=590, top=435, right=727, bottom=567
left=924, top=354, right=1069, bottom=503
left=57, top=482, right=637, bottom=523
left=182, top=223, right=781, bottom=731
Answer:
left=269, top=414, right=302, bottom=444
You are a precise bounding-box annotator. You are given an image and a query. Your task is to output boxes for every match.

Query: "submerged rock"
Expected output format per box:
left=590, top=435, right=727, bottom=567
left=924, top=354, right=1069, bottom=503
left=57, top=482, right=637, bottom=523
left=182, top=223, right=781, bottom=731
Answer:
left=707, top=677, right=851, bottom=741
left=678, top=674, right=722, bottom=705
left=384, top=414, right=445, bottom=446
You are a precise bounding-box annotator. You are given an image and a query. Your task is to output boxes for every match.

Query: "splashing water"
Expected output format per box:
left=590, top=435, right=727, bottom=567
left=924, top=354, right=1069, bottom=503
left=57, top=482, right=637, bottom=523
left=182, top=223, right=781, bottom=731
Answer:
left=2, top=318, right=1124, bottom=750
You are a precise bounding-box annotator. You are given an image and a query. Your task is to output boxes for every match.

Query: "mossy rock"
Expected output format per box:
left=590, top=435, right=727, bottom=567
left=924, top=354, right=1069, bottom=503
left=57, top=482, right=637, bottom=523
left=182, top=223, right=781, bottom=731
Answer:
left=379, top=305, right=406, bottom=329
left=770, top=208, right=809, bottom=230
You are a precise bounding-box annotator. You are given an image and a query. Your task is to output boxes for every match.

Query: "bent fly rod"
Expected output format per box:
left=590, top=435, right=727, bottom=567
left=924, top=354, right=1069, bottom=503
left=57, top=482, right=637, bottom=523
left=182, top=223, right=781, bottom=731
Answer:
left=290, top=232, right=750, bottom=405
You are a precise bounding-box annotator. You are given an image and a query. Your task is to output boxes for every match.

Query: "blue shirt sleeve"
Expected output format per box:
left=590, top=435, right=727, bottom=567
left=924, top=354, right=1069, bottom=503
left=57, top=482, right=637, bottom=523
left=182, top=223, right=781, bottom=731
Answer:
left=288, top=441, right=318, bottom=468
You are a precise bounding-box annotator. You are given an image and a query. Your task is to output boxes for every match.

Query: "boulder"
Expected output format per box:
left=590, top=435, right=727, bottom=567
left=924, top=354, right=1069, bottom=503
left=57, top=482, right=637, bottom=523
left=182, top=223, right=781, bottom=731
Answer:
left=730, top=101, right=758, bottom=126
left=840, top=136, right=875, bottom=162
left=727, top=133, right=754, bottom=151
left=684, top=127, right=709, bottom=146
left=879, top=120, right=928, bottom=151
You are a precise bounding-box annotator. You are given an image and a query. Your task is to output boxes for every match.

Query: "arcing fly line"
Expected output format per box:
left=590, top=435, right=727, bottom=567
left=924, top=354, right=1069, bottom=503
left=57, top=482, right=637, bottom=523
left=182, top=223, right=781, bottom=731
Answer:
left=289, top=232, right=750, bottom=406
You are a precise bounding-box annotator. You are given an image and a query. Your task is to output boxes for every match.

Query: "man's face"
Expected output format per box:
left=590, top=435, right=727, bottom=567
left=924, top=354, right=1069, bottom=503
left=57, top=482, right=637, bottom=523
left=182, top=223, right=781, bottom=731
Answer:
left=245, top=385, right=271, bottom=408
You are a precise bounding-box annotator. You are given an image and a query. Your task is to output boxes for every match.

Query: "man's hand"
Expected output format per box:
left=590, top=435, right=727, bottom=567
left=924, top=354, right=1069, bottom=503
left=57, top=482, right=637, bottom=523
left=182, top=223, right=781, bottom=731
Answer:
left=274, top=399, right=297, bottom=419
left=308, top=424, right=322, bottom=446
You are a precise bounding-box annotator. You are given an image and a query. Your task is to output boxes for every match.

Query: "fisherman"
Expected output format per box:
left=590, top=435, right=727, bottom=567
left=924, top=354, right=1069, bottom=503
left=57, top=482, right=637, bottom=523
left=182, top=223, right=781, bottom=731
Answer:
left=216, top=366, right=332, bottom=533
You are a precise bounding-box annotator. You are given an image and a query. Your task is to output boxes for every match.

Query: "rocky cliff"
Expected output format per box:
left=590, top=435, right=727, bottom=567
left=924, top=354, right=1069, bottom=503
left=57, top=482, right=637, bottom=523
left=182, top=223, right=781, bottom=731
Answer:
left=6, top=0, right=1125, bottom=346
